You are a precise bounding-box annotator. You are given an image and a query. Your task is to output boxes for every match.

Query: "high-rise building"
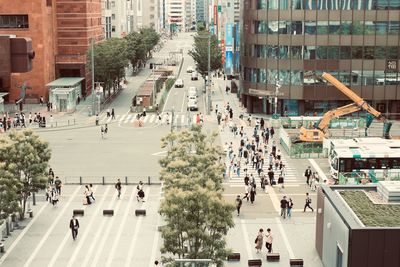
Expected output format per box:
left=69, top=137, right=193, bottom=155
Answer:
left=134, top=0, right=159, bottom=32
left=241, top=0, right=400, bottom=116
left=102, top=0, right=112, bottom=39
left=196, top=0, right=206, bottom=23
left=0, top=0, right=103, bottom=102
left=109, top=0, right=134, bottom=38
left=166, top=0, right=187, bottom=32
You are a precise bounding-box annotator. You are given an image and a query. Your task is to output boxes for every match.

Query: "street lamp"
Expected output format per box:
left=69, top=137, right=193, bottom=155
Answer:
left=195, top=33, right=211, bottom=115
left=91, top=38, right=95, bottom=116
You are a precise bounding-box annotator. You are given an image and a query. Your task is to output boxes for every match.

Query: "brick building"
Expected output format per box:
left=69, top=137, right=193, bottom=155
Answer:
left=0, top=0, right=103, bottom=103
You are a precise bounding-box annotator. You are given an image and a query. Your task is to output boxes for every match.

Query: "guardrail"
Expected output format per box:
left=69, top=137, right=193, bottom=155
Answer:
left=338, top=171, right=400, bottom=185
left=63, top=176, right=161, bottom=185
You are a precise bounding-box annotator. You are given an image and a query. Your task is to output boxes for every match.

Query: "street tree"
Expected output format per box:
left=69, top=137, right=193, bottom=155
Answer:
left=140, top=27, right=160, bottom=58
left=189, top=32, right=222, bottom=78
left=125, top=31, right=146, bottom=69
left=0, top=164, right=20, bottom=221
left=0, top=130, right=51, bottom=219
left=159, top=126, right=235, bottom=266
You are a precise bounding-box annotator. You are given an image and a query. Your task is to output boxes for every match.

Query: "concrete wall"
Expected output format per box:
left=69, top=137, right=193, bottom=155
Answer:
left=322, top=197, right=349, bottom=267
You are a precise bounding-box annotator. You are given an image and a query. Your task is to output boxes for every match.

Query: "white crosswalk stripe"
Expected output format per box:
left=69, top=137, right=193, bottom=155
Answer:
left=142, top=115, right=149, bottom=123
left=98, top=112, right=194, bottom=127
left=148, top=114, right=156, bottom=123
left=181, top=114, right=185, bottom=125
left=118, top=115, right=126, bottom=123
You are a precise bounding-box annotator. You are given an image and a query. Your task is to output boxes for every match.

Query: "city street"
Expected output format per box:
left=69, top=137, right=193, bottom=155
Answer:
left=1, top=32, right=323, bottom=266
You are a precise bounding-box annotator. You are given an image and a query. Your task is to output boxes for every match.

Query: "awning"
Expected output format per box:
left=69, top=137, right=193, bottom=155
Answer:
left=46, top=77, right=84, bottom=87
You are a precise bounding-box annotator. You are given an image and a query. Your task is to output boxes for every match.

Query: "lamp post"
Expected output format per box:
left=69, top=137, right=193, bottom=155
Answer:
left=274, top=76, right=282, bottom=116
left=91, top=38, right=95, bottom=116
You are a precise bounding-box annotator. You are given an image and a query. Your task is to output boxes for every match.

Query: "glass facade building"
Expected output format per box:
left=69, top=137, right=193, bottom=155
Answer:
left=241, top=0, right=400, bottom=116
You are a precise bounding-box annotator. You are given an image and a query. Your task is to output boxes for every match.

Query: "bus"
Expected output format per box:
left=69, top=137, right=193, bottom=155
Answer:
left=329, top=138, right=400, bottom=182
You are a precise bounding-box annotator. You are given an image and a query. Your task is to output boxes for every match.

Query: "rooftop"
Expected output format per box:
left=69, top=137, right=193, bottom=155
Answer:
left=339, top=190, right=400, bottom=227
left=46, top=77, right=84, bottom=87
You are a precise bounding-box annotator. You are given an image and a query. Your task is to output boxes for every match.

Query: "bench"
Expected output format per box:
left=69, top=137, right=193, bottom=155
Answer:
left=103, top=210, right=114, bottom=216
left=290, top=259, right=304, bottom=266
left=266, top=253, right=280, bottom=262
left=135, top=209, right=146, bottom=216
left=227, top=252, right=240, bottom=261
left=248, top=259, right=262, bottom=266
left=73, top=210, right=84, bottom=216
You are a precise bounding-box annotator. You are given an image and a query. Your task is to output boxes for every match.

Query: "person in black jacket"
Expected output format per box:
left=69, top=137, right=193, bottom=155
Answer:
left=69, top=215, right=80, bottom=240
left=304, top=166, right=312, bottom=185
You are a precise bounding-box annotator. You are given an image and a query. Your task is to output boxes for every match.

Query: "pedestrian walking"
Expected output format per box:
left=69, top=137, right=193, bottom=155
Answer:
left=268, top=168, right=275, bottom=186
left=242, top=184, right=250, bottom=202
left=166, top=113, right=170, bottom=125
left=69, top=215, right=80, bottom=240
left=84, top=185, right=92, bottom=205
left=106, top=108, right=110, bottom=117
left=111, top=108, right=115, bottom=119
left=95, top=114, right=99, bottom=126
left=265, top=228, right=273, bottom=253
left=104, top=124, right=108, bottom=134
left=51, top=188, right=59, bottom=206
left=89, top=183, right=95, bottom=201
left=48, top=168, right=55, bottom=184
left=157, top=112, right=162, bottom=125
left=101, top=126, right=104, bottom=139
left=46, top=185, right=52, bottom=202
left=115, top=179, right=122, bottom=198
left=235, top=195, right=242, bottom=216
left=287, top=198, right=294, bottom=218
left=255, top=228, right=264, bottom=253
left=310, top=174, right=317, bottom=191
left=50, top=115, right=54, bottom=127
left=304, top=166, right=312, bottom=185
left=304, top=192, right=314, bottom=212
left=270, top=127, right=275, bottom=139
left=136, top=181, right=145, bottom=202
left=280, top=196, right=288, bottom=219
left=154, top=260, right=160, bottom=266
left=54, top=176, right=62, bottom=195
left=278, top=174, right=284, bottom=192
left=250, top=184, right=256, bottom=204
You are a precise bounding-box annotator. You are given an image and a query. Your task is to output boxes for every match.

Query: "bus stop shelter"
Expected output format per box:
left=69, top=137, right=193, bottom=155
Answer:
left=46, top=77, right=83, bottom=113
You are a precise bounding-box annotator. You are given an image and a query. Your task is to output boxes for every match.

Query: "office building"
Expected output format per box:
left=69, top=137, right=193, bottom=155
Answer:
left=241, top=0, right=400, bottom=115
left=166, top=0, right=187, bottom=32
left=109, top=0, right=134, bottom=38
left=134, top=0, right=159, bottom=32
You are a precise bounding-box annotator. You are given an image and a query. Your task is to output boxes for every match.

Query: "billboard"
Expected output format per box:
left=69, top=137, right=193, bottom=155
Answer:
left=225, top=51, right=233, bottom=75
left=225, top=23, right=233, bottom=47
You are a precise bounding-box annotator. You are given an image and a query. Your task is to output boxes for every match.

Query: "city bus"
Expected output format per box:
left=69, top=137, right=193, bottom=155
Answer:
left=329, top=138, right=400, bottom=182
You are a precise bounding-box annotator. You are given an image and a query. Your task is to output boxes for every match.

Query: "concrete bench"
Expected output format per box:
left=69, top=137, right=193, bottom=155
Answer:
left=266, top=253, right=280, bottom=262
left=290, top=258, right=304, bottom=266
left=248, top=259, right=262, bottom=266
left=73, top=210, right=84, bottom=216
left=103, top=210, right=114, bottom=216
left=135, top=209, right=146, bottom=216
left=227, top=252, right=240, bottom=261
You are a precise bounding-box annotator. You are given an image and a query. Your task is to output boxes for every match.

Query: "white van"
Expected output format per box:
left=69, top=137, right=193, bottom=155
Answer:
left=191, top=72, right=198, bottom=80
left=187, top=100, right=198, bottom=111
left=188, top=95, right=197, bottom=103
left=188, top=86, right=197, bottom=96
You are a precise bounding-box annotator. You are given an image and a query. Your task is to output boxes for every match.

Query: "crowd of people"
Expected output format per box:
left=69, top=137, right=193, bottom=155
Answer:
left=0, top=111, right=50, bottom=132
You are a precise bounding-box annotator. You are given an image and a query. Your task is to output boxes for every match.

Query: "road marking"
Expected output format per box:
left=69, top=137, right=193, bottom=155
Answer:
left=81, top=189, right=119, bottom=267
left=266, top=186, right=280, bottom=213
left=240, top=219, right=253, bottom=260
left=106, top=116, right=112, bottom=123
left=118, top=114, right=126, bottom=122
left=174, top=114, right=179, bottom=124
left=148, top=187, right=162, bottom=266
left=125, top=187, right=151, bottom=267
left=275, top=217, right=295, bottom=258
left=181, top=114, right=185, bottom=124
left=105, top=186, right=136, bottom=267
left=192, top=114, right=197, bottom=124
left=90, top=187, right=127, bottom=267
left=161, top=114, right=168, bottom=124
left=124, top=114, right=132, bottom=123
left=148, top=114, right=156, bottom=123
left=181, top=91, right=186, bottom=113
left=62, top=186, right=112, bottom=267
left=152, top=150, right=167, bottom=156
left=0, top=202, right=49, bottom=265
left=23, top=186, right=82, bottom=267
left=309, top=159, right=328, bottom=182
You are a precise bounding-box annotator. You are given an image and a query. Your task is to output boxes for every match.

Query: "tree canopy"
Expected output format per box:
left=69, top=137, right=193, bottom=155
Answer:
left=189, top=32, right=222, bottom=78
left=0, top=130, right=51, bottom=219
left=159, top=126, right=234, bottom=266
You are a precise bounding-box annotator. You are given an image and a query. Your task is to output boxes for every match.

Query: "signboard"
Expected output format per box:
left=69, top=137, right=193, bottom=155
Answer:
left=214, top=5, right=218, bottom=25
left=248, top=89, right=284, bottom=97
left=386, top=60, right=398, bottom=73
left=225, top=23, right=233, bottom=47
left=218, top=5, right=221, bottom=12
left=225, top=51, right=233, bottom=75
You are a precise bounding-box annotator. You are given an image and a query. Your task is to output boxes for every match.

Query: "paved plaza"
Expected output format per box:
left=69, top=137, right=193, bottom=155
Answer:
left=0, top=32, right=326, bottom=266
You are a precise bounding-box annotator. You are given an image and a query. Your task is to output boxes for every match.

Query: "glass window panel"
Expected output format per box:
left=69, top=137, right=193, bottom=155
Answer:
left=364, top=47, right=375, bottom=59
left=305, top=21, right=316, bottom=34
left=387, top=47, right=399, bottom=59
left=316, top=46, right=327, bottom=59
left=339, top=71, right=351, bottom=86
left=290, top=46, right=303, bottom=59
left=257, top=0, right=268, bottom=9
left=268, top=0, right=279, bottom=9
left=291, top=70, right=303, bottom=85
left=304, top=46, right=316, bottom=59
left=353, top=0, right=365, bottom=9
left=279, top=46, right=289, bottom=59
left=352, top=21, right=364, bottom=35
left=374, top=47, right=386, bottom=59
left=329, top=21, right=341, bottom=34
left=278, top=21, right=290, bottom=34
left=362, top=70, right=375, bottom=85
left=328, top=46, right=340, bottom=59
left=375, top=71, right=385, bottom=85
left=388, top=21, right=400, bottom=34
left=291, top=21, right=303, bottom=34
left=376, top=21, right=388, bottom=35
left=352, top=71, right=361, bottom=85
left=279, top=70, right=290, bottom=85
left=341, top=21, right=352, bottom=34
left=341, top=0, right=352, bottom=9
left=318, top=0, right=329, bottom=9
left=267, top=69, right=278, bottom=84
left=364, top=21, right=375, bottom=35
left=305, top=0, right=317, bottom=9
left=340, top=46, right=351, bottom=59
left=374, top=0, right=389, bottom=9
left=268, top=21, right=279, bottom=34
left=317, top=21, right=329, bottom=34
left=261, top=45, right=267, bottom=58
left=388, top=0, right=400, bottom=9
left=267, top=45, right=279, bottom=59
left=292, top=0, right=303, bottom=9
left=260, top=69, right=267, bottom=83
left=352, top=47, right=363, bottom=59
left=251, top=68, right=259, bottom=83
left=280, top=0, right=289, bottom=9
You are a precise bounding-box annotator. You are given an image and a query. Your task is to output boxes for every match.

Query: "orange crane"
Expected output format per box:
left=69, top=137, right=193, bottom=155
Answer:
left=298, top=72, right=386, bottom=142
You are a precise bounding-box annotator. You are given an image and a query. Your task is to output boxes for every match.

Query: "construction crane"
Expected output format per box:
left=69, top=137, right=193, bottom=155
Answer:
left=298, top=72, right=386, bottom=142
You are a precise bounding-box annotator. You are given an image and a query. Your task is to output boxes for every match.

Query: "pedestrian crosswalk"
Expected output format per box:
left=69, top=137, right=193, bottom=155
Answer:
left=97, top=112, right=201, bottom=126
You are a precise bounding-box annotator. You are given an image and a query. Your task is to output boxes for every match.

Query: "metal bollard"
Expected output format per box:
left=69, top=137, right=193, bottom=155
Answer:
left=125, top=176, right=128, bottom=185
left=80, top=176, right=82, bottom=185
left=68, top=120, right=70, bottom=126
left=102, top=176, right=105, bottom=185
left=28, top=209, right=33, bottom=218
left=33, top=192, right=36, bottom=206
left=74, top=118, right=76, bottom=125
left=0, top=243, right=4, bottom=253
left=148, top=176, right=151, bottom=185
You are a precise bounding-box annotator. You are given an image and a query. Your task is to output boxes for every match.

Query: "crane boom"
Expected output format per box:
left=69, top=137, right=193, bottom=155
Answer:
left=321, top=72, right=385, bottom=121
left=317, top=103, right=361, bottom=133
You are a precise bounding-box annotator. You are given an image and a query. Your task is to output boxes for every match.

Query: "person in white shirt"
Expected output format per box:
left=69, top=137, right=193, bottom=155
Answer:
left=265, top=228, right=273, bottom=253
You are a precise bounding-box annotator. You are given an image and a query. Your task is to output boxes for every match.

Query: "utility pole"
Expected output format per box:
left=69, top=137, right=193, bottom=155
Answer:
left=91, top=38, right=95, bottom=116
left=207, top=35, right=211, bottom=115
left=274, top=77, right=281, bottom=115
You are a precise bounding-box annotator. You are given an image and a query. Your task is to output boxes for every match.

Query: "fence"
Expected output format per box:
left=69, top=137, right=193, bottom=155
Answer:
left=338, top=171, right=400, bottom=185
left=280, top=117, right=366, bottom=129
left=63, top=176, right=161, bottom=185
left=279, top=127, right=326, bottom=158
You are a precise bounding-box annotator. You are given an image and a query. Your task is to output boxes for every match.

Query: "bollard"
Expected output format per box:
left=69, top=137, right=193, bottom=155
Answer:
left=148, top=176, right=151, bottom=185
left=68, top=120, right=70, bottom=126
left=74, top=118, right=76, bottom=125
left=102, top=176, right=105, bottom=185
left=0, top=243, right=4, bottom=253
left=80, top=176, right=82, bottom=185
left=125, top=176, right=128, bottom=185
left=56, top=122, right=57, bottom=127
left=33, top=192, right=36, bottom=206
left=28, top=209, right=33, bottom=218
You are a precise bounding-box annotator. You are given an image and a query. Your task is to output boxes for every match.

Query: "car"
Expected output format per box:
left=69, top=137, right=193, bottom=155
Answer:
left=187, top=100, right=198, bottom=111
left=187, top=95, right=197, bottom=103
left=191, top=72, right=198, bottom=80
left=175, top=79, right=184, bottom=88
left=186, top=66, right=195, bottom=73
left=188, top=86, right=197, bottom=96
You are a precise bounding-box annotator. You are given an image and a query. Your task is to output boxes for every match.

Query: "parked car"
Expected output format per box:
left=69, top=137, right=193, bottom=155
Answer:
left=186, top=66, right=195, bottom=73
left=191, top=72, right=198, bottom=80
left=175, top=79, right=184, bottom=88
left=187, top=100, right=198, bottom=111
left=187, top=95, right=197, bottom=103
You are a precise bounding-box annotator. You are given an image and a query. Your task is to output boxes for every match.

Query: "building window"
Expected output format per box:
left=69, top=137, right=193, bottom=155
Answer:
left=0, top=15, right=29, bottom=28
left=112, top=26, right=116, bottom=32
left=111, top=1, right=115, bottom=7
left=112, top=14, right=115, bottom=20
left=46, top=0, right=52, bottom=7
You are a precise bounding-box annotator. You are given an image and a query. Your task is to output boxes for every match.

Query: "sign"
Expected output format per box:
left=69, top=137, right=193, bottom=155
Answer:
left=225, top=51, right=233, bottom=75
left=248, top=89, right=284, bottom=97
left=386, top=60, right=398, bottom=73
left=218, top=5, right=221, bottom=12
left=225, top=23, right=233, bottom=47
left=214, top=5, right=218, bottom=25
